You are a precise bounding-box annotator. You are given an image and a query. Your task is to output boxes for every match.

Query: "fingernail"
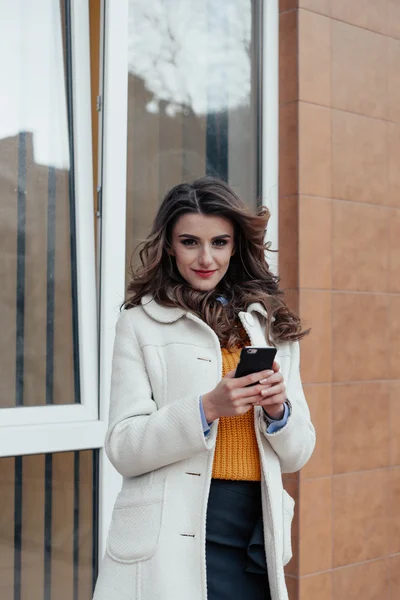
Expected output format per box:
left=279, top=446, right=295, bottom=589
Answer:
left=261, top=388, right=269, bottom=396
left=259, top=379, right=268, bottom=385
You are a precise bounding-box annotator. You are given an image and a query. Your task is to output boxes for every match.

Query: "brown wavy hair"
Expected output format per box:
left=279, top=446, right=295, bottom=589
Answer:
left=124, top=176, right=309, bottom=348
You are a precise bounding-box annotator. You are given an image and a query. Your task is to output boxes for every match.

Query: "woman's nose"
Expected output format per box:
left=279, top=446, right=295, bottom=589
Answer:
left=199, top=246, right=213, bottom=266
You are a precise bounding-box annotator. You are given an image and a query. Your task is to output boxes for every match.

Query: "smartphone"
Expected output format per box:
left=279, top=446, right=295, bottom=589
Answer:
left=235, top=347, right=277, bottom=380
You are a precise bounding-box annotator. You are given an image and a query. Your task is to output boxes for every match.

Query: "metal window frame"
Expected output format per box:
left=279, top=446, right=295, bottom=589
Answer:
left=0, top=0, right=100, bottom=455
left=262, top=0, right=279, bottom=275
left=97, top=0, right=129, bottom=556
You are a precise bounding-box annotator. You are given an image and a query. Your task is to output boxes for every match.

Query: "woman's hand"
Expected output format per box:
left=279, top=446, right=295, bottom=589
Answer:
left=256, top=361, right=286, bottom=420
left=202, top=368, right=277, bottom=423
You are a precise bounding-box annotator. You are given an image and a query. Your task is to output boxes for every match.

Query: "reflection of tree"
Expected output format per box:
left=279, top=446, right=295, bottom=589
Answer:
left=127, top=0, right=252, bottom=116
left=0, top=0, right=70, bottom=168
left=125, top=0, right=258, bottom=275
left=144, top=8, right=195, bottom=115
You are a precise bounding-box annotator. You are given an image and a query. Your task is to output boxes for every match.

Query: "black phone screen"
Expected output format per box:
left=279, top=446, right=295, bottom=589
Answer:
left=234, top=347, right=277, bottom=379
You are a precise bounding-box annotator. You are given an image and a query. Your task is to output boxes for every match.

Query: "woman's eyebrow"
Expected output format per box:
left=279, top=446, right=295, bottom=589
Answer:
left=178, top=233, right=200, bottom=239
left=178, top=234, right=232, bottom=240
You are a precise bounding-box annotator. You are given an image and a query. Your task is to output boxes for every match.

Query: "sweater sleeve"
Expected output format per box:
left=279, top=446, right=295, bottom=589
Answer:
left=105, top=311, right=215, bottom=478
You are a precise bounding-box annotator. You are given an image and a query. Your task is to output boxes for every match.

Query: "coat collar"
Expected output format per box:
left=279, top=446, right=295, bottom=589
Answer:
left=141, top=294, right=268, bottom=324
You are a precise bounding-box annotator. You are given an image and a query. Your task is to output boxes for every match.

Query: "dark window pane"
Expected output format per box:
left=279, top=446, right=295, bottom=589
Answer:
left=0, top=450, right=99, bottom=600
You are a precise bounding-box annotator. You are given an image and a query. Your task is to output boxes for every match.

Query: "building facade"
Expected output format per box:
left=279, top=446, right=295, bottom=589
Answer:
left=280, top=1, right=400, bottom=598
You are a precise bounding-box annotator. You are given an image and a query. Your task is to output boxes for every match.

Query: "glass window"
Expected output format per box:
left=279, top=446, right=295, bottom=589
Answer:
left=0, top=1, right=80, bottom=408
left=0, top=450, right=99, bottom=600
left=126, top=0, right=261, bottom=268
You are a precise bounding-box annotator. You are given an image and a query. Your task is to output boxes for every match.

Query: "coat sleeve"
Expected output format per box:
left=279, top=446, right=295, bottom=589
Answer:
left=105, top=311, right=215, bottom=478
left=258, top=341, right=316, bottom=473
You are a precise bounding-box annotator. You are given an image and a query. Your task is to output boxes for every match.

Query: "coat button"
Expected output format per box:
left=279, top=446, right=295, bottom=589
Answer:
left=244, top=313, right=255, bottom=327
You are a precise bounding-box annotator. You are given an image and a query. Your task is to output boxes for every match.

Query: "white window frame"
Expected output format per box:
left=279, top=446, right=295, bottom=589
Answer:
left=262, top=0, right=279, bottom=274
left=97, top=0, right=129, bottom=555
left=0, top=0, right=103, bottom=456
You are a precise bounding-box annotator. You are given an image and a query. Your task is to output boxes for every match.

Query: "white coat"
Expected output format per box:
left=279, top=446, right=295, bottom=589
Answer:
left=93, top=295, right=315, bottom=600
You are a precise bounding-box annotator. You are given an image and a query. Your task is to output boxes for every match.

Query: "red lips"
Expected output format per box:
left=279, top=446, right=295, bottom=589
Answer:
left=192, top=270, right=217, bottom=278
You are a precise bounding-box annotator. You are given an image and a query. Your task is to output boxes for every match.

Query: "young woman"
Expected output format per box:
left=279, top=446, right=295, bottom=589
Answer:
left=93, top=177, right=315, bottom=600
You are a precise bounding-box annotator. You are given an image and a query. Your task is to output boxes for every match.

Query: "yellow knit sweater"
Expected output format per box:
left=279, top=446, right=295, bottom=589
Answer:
left=212, top=345, right=261, bottom=481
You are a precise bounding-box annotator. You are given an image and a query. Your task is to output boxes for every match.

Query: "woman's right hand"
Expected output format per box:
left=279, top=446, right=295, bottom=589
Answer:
left=201, top=368, right=274, bottom=423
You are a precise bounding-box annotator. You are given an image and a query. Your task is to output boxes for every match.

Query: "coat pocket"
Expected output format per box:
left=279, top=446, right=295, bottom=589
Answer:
left=282, top=489, right=295, bottom=566
left=106, top=479, right=166, bottom=564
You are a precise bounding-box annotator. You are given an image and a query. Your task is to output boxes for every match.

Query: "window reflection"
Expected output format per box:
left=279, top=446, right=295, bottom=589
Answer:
left=0, top=0, right=80, bottom=408
left=0, top=450, right=98, bottom=600
left=126, top=0, right=260, bottom=270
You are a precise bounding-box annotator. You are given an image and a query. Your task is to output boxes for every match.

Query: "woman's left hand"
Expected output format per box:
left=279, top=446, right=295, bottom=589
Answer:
left=255, top=361, right=286, bottom=420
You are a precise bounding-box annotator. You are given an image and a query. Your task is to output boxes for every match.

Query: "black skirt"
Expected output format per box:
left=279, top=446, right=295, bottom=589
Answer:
left=206, top=479, right=271, bottom=600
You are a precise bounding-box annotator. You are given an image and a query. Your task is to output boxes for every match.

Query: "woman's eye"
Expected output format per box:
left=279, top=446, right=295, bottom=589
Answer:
left=213, top=239, right=228, bottom=247
left=181, top=239, right=197, bottom=246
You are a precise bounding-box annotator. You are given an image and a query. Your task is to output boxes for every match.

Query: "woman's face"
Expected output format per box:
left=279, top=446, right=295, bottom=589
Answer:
left=169, top=213, right=235, bottom=292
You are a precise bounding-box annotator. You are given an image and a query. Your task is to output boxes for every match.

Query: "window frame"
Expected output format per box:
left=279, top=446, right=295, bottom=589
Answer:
left=0, top=0, right=100, bottom=455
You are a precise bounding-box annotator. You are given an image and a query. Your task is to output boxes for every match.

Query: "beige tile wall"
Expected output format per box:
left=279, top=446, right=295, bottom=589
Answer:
left=279, top=0, right=400, bottom=598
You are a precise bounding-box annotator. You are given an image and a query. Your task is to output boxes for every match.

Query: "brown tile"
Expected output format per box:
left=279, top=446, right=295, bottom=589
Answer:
left=299, top=477, right=332, bottom=574
left=332, top=382, right=390, bottom=474
left=282, top=472, right=300, bottom=485
left=301, top=384, right=332, bottom=478
left=389, top=209, right=400, bottom=289
left=280, top=196, right=299, bottom=289
left=280, top=11, right=298, bottom=105
left=331, top=0, right=387, bottom=34
left=333, top=470, right=388, bottom=566
left=332, top=21, right=387, bottom=119
left=332, top=201, right=390, bottom=292
left=388, top=467, right=400, bottom=555
left=387, top=0, right=400, bottom=40
left=299, top=196, right=332, bottom=289
left=284, top=478, right=299, bottom=576
left=390, top=381, right=400, bottom=466
left=299, top=10, right=331, bottom=106
left=299, top=290, right=332, bottom=383
left=284, top=477, right=300, bottom=497
left=300, top=572, right=332, bottom=600
left=389, top=555, right=400, bottom=597
left=286, top=576, right=298, bottom=600
left=299, top=103, right=331, bottom=197
left=283, top=289, right=299, bottom=314
left=388, top=40, right=400, bottom=123
left=299, top=0, right=331, bottom=16
left=332, top=293, right=389, bottom=382
left=332, top=110, right=387, bottom=204
left=389, top=295, right=400, bottom=379
left=333, top=560, right=389, bottom=600
left=388, top=123, right=400, bottom=208
left=281, top=0, right=298, bottom=12
left=280, top=103, right=298, bottom=197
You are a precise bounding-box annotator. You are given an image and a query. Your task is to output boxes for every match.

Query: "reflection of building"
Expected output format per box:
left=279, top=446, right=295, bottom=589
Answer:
left=0, top=132, right=75, bottom=410
left=0, top=129, right=93, bottom=598
left=126, top=73, right=257, bottom=269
